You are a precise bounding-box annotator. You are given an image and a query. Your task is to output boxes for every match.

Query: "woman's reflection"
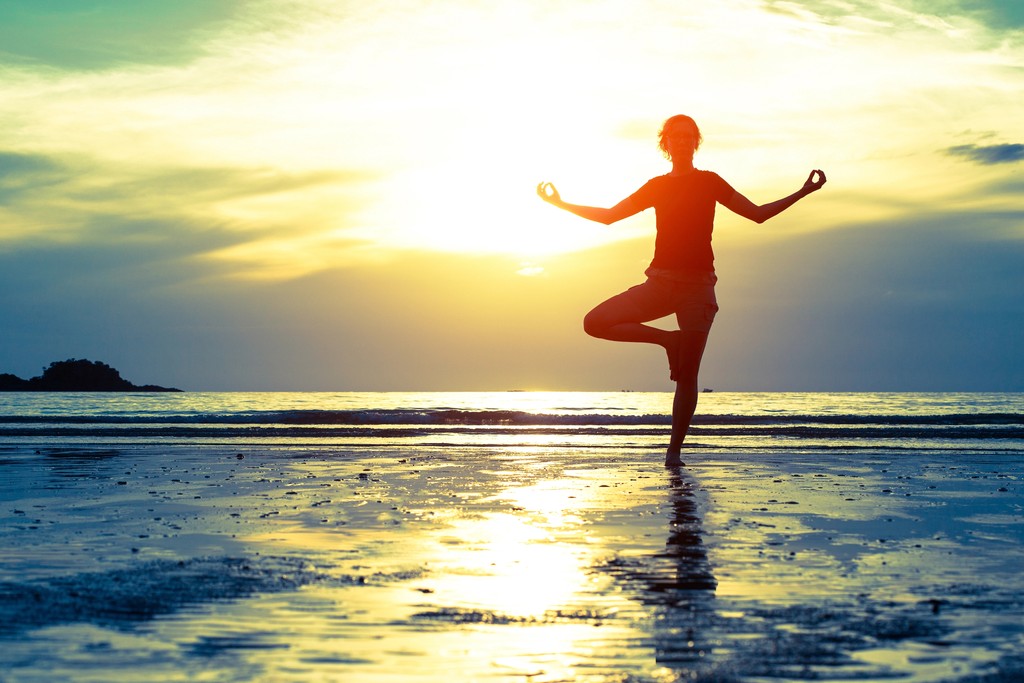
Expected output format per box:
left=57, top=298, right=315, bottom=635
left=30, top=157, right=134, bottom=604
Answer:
left=662, top=468, right=716, bottom=591
left=649, top=467, right=717, bottom=668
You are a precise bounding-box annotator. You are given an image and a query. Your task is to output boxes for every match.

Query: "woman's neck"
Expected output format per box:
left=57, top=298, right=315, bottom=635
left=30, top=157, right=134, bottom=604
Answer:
left=670, top=157, right=695, bottom=175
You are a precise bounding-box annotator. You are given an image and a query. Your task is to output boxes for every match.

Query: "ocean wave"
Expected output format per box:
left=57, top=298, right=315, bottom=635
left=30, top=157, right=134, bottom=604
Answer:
left=2, top=424, right=1024, bottom=440
left=1, top=409, right=1022, bottom=427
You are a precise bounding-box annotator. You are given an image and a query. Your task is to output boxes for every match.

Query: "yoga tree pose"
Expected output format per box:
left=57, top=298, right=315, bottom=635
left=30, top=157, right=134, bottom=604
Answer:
left=538, top=114, right=826, bottom=466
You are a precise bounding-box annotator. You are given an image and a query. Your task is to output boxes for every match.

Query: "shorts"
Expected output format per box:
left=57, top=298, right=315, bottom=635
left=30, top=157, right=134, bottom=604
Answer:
left=605, top=267, right=719, bottom=333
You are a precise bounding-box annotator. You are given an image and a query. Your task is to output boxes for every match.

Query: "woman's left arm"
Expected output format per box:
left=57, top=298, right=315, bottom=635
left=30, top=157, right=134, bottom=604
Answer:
left=721, top=170, right=826, bottom=224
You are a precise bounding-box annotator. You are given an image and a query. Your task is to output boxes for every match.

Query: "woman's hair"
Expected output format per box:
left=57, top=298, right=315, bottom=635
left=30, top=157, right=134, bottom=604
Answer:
left=658, top=115, right=703, bottom=159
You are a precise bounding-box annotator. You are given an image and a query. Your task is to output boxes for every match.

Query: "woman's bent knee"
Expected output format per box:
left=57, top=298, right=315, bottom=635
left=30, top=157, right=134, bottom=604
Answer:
left=583, top=311, right=608, bottom=338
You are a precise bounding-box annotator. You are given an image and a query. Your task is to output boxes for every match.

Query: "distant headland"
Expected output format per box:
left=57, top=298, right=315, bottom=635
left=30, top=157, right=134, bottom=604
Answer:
left=0, top=359, right=181, bottom=392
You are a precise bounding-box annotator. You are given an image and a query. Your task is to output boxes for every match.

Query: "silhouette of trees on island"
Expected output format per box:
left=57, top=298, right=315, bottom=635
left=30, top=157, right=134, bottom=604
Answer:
left=0, top=359, right=180, bottom=392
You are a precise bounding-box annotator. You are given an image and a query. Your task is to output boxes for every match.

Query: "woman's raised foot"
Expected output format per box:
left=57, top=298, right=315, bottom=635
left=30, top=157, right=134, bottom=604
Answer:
left=664, top=330, right=682, bottom=382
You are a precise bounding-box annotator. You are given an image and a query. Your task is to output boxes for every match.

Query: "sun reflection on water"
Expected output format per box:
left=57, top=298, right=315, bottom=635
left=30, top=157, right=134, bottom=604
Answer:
left=425, top=512, right=589, bottom=619
left=212, top=446, right=729, bottom=680
left=416, top=475, right=615, bottom=621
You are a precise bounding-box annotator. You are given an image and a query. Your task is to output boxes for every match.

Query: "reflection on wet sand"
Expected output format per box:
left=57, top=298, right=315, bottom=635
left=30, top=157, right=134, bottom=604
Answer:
left=652, top=468, right=718, bottom=669
left=661, top=468, right=717, bottom=593
left=598, top=466, right=719, bottom=671
left=5, top=445, right=1023, bottom=682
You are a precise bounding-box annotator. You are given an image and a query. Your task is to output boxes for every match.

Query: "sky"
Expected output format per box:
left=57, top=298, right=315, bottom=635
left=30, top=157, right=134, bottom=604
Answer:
left=1, top=0, right=1022, bottom=391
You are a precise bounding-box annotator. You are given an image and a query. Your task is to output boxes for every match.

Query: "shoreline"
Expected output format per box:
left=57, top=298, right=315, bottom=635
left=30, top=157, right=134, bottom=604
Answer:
left=1, top=444, right=1022, bottom=681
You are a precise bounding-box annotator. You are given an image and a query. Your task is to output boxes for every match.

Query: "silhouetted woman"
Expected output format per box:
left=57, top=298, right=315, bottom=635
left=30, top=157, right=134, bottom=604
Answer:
left=538, top=114, right=825, bottom=466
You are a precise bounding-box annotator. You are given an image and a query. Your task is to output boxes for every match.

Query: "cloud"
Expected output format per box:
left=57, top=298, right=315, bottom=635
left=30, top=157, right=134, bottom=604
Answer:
left=0, top=151, right=60, bottom=177
left=945, top=143, right=1024, bottom=165
left=931, top=0, right=1024, bottom=30
left=0, top=217, right=247, bottom=295
left=0, top=148, right=378, bottom=278
left=0, top=151, right=74, bottom=197
left=0, top=0, right=244, bottom=70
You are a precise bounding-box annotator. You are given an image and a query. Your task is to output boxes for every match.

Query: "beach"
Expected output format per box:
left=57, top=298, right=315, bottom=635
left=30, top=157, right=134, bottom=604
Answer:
left=1, top=392, right=1023, bottom=682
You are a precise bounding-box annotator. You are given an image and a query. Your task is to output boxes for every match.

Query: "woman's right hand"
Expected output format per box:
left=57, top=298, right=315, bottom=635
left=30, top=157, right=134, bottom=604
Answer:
left=537, top=181, right=561, bottom=204
left=802, top=169, right=827, bottom=193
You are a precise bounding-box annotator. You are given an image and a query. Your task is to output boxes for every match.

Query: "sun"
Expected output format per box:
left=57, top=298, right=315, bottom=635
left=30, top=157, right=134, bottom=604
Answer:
left=367, top=126, right=648, bottom=260
left=375, top=166, right=571, bottom=257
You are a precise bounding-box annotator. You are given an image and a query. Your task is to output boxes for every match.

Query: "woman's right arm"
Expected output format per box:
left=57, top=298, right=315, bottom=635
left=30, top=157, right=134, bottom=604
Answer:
left=536, top=182, right=642, bottom=225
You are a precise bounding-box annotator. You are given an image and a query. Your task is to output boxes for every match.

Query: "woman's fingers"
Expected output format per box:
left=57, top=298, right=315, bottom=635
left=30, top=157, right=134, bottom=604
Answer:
left=537, top=181, right=558, bottom=200
left=806, top=169, right=826, bottom=189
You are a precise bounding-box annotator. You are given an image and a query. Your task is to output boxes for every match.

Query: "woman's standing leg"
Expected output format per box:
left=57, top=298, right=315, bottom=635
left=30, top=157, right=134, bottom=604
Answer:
left=665, top=330, right=710, bottom=466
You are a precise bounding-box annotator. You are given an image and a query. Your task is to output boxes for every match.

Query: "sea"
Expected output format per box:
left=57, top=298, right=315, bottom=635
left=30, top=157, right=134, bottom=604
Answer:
left=1, top=391, right=1023, bottom=454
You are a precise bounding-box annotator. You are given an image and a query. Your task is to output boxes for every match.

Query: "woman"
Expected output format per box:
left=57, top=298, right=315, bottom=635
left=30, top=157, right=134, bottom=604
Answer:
left=537, top=114, right=826, bottom=466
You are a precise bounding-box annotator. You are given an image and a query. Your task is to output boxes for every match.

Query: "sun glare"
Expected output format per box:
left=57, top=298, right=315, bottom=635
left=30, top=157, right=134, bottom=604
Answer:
left=364, top=129, right=649, bottom=259
left=363, top=132, right=575, bottom=256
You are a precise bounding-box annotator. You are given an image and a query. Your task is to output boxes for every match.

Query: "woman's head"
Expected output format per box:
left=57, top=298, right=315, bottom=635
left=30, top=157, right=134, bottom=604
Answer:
left=659, top=115, right=702, bottom=160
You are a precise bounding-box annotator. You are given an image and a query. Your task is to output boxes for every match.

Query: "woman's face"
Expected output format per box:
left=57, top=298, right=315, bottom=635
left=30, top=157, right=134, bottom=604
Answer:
left=664, top=123, right=698, bottom=159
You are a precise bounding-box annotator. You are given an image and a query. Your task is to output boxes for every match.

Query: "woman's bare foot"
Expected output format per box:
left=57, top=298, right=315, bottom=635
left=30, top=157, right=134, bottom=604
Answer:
left=665, top=450, right=685, bottom=468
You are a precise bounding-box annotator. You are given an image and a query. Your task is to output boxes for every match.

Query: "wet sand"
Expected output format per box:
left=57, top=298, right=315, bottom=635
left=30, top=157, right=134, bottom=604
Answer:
left=1, top=444, right=1022, bottom=682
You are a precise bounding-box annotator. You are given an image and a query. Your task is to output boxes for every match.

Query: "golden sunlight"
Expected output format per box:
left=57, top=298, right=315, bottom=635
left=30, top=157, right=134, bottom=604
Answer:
left=367, top=132, right=637, bottom=259
left=429, top=513, right=586, bottom=618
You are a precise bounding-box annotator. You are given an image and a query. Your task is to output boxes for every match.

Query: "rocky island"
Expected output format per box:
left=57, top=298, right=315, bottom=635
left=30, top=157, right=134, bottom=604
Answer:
left=0, top=359, right=181, bottom=392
